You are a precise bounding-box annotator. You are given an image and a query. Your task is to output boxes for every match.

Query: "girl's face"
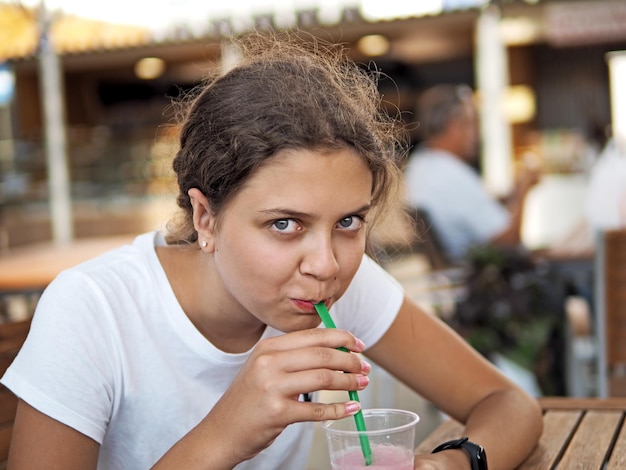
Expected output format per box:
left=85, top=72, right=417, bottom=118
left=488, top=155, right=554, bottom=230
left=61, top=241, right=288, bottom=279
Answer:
left=206, top=147, right=373, bottom=333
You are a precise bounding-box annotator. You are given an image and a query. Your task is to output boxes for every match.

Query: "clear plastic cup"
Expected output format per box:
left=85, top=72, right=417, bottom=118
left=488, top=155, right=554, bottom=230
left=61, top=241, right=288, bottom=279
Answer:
left=322, top=408, right=420, bottom=469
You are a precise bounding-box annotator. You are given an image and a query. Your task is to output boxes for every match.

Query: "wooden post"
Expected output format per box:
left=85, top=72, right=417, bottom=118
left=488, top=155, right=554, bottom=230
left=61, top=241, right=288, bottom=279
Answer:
left=37, top=1, right=73, bottom=246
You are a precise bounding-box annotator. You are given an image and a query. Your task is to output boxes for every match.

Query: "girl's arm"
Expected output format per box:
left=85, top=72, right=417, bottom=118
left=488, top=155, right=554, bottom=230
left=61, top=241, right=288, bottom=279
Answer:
left=365, top=295, right=543, bottom=470
left=9, top=327, right=369, bottom=470
left=9, top=400, right=100, bottom=469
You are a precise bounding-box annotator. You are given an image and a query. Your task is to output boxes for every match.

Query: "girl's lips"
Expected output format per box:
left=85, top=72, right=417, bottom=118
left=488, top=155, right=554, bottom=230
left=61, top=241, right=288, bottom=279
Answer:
left=292, top=298, right=329, bottom=313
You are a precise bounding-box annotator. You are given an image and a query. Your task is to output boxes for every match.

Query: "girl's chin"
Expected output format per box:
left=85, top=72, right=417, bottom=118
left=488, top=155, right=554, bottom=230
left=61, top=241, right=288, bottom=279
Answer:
left=272, top=316, right=322, bottom=333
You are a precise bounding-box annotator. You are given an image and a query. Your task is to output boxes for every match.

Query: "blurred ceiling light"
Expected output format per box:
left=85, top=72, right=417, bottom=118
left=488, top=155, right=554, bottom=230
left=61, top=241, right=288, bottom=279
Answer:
left=134, top=57, right=165, bottom=80
left=357, top=34, right=390, bottom=56
left=503, top=85, right=536, bottom=124
left=500, top=17, right=541, bottom=45
left=360, top=0, right=443, bottom=21
left=393, top=34, right=470, bottom=62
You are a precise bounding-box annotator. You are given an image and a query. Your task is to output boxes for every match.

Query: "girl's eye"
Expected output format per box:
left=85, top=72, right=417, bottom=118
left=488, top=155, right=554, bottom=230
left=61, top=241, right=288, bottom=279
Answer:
left=272, top=219, right=300, bottom=233
left=337, top=216, right=363, bottom=231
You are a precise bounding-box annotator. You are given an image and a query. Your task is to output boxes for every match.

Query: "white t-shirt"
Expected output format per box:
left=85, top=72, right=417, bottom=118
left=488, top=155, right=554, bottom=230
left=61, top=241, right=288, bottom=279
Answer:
left=405, top=148, right=510, bottom=260
left=1, top=232, right=403, bottom=470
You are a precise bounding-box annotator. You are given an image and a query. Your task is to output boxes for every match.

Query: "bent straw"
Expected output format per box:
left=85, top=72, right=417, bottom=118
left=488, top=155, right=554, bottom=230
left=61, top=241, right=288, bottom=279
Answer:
left=314, top=302, right=373, bottom=466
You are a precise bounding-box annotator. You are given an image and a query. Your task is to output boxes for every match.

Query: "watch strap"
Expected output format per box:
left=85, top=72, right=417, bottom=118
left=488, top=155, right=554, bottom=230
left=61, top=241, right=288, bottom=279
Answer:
left=432, top=437, right=488, bottom=470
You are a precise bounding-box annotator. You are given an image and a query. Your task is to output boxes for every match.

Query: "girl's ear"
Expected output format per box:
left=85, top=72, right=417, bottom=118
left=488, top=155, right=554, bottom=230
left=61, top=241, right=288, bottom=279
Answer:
left=188, top=188, right=217, bottom=252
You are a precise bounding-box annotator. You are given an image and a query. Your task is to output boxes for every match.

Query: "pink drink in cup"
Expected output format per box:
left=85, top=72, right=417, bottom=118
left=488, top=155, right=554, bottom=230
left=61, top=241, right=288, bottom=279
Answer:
left=322, top=409, right=419, bottom=470
left=331, top=444, right=414, bottom=469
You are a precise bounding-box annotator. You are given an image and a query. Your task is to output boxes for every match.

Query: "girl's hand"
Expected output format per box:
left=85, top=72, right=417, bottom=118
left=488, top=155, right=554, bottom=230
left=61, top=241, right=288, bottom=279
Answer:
left=203, top=327, right=370, bottom=466
left=413, top=450, right=470, bottom=469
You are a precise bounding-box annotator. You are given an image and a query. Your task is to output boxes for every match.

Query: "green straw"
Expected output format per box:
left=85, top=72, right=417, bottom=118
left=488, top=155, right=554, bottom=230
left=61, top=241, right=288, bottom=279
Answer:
left=314, top=302, right=373, bottom=466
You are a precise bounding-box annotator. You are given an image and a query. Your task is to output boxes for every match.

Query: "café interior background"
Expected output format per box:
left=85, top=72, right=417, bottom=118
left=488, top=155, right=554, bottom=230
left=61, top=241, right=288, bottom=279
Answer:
left=0, top=0, right=624, bottom=250
left=0, top=0, right=625, bottom=400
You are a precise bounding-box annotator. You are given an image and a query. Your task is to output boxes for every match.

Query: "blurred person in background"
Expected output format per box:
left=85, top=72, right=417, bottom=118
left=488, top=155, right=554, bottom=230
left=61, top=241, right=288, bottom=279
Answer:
left=404, top=84, right=539, bottom=263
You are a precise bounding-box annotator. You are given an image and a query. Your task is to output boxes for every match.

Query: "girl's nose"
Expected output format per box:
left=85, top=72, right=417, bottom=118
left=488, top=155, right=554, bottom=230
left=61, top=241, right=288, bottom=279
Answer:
left=299, top=237, right=339, bottom=280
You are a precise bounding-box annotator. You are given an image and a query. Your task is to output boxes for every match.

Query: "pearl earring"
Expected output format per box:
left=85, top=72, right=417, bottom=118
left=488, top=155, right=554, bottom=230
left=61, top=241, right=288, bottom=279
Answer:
left=200, top=240, right=208, bottom=248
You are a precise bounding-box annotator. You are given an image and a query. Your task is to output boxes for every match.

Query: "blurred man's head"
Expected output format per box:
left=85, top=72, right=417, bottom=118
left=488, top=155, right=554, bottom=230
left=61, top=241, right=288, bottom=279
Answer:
left=416, top=84, right=479, bottom=163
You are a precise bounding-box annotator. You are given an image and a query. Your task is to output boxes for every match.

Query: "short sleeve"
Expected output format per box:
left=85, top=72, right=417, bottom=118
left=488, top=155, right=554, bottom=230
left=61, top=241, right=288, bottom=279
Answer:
left=1, top=270, right=116, bottom=443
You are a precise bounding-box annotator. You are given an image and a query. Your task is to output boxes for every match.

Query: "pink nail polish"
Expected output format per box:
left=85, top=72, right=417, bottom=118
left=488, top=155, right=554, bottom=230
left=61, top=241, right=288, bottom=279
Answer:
left=355, top=338, right=366, bottom=351
left=360, top=360, right=371, bottom=374
left=345, top=401, right=361, bottom=415
left=357, top=375, right=369, bottom=388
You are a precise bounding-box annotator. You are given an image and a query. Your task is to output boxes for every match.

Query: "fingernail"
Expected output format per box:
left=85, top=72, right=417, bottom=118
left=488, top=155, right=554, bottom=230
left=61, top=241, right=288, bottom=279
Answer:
left=345, top=401, right=361, bottom=415
left=360, top=360, right=371, bottom=374
left=357, top=375, right=369, bottom=389
left=355, top=338, right=366, bottom=351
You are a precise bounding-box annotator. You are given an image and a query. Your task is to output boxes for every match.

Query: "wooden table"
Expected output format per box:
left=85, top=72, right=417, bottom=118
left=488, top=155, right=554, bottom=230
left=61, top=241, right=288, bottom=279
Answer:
left=0, top=235, right=134, bottom=293
left=0, top=235, right=135, bottom=321
left=415, top=397, right=626, bottom=469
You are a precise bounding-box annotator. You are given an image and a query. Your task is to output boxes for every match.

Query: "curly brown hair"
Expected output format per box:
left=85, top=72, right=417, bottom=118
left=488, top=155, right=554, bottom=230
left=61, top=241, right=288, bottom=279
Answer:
left=165, top=31, right=406, bottom=245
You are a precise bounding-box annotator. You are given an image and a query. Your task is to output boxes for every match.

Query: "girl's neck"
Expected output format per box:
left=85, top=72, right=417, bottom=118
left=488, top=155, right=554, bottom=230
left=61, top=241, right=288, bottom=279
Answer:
left=156, top=245, right=266, bottom=353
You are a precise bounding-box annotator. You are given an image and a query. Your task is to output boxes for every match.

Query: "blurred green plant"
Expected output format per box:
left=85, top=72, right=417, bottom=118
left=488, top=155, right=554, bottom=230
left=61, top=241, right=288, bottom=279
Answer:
left=447, top=244, right=563, bottom=395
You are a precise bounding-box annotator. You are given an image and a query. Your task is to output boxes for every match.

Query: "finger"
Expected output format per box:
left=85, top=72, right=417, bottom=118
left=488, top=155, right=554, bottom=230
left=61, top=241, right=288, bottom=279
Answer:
left=245, top=348, right=370, bottom=398
left=289, top=400, right=363, bottom=424
left=258, top=327, right=366, bottom=354
left=272, top=346, right=370, bottom=375
left=245, top=344, right=367, bottom=381
left=278, top=369, right=370, bottom=398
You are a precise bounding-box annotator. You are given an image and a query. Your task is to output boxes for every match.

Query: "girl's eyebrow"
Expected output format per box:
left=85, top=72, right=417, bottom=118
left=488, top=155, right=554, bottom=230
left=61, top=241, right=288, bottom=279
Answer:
left=258, top=204, right=372, bottom=219
left=258, top=208, right=310, bottom=219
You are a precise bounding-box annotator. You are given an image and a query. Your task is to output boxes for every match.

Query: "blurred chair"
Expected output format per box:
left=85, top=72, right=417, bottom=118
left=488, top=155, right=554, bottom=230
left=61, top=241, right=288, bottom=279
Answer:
left=0, top=318, right=31, bottom=468
left=405, top=207, right=452, bottom=271
left=595, top=228, right=626, bottom=397
left=397, top=207, right=468, bottom=318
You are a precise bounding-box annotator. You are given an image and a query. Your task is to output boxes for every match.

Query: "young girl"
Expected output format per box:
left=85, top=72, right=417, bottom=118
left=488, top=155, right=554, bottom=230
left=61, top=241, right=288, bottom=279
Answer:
left=2, top=32, right=542, bottom=469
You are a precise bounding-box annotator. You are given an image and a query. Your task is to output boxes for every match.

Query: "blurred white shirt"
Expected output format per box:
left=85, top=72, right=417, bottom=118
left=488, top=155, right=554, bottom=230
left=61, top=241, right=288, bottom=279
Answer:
left=405, top=148, right=509, bottom=260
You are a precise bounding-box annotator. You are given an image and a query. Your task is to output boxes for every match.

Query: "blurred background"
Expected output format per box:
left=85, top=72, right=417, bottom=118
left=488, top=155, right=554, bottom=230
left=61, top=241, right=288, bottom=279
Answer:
left=1, top=2, right=625, bottom=465
left=0, top=0, right=623, bottom=249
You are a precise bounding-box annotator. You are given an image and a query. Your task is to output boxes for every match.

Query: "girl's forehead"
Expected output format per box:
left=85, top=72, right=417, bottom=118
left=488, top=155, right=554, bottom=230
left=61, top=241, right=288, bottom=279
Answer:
left=251, top=147, right=369, bottom=180
left=230, top=148, right=373, bottom=208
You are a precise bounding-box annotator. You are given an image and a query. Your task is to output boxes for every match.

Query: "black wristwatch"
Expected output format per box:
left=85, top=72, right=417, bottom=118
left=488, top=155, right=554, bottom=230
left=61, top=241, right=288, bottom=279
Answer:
left=432, top=437, right=488, bottom=470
